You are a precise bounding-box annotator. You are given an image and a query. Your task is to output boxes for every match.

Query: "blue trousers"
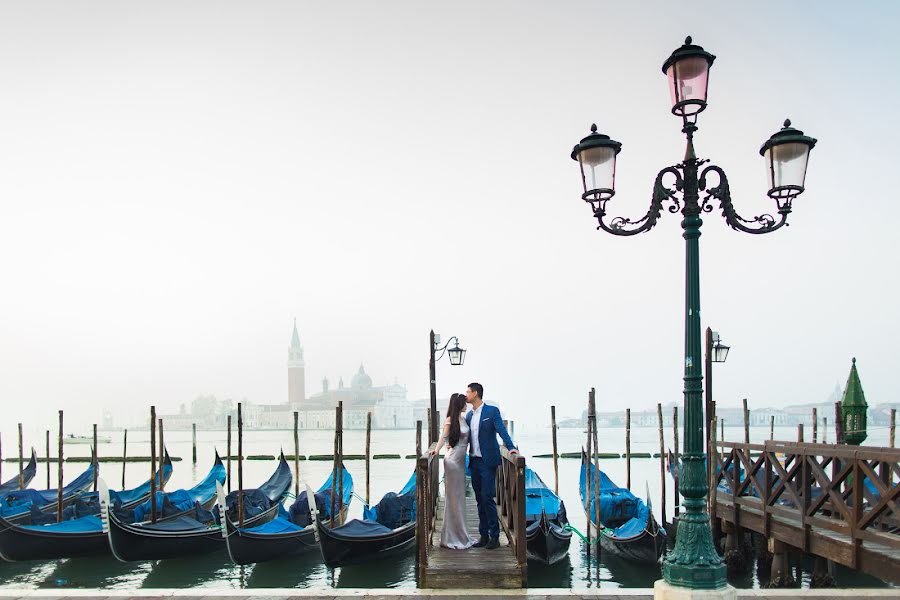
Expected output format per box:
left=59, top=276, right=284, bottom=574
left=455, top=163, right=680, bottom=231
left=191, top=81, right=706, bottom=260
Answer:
left=469, top=456, right=499, bottom=539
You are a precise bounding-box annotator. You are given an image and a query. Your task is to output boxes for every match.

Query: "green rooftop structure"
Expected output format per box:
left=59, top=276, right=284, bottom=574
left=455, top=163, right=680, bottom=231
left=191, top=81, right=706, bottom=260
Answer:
left=841, top=357, right=868, bottom=446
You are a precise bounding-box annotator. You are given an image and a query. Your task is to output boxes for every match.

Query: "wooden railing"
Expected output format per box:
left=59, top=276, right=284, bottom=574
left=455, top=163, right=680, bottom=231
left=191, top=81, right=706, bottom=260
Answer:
left=497, top=446, right=527, bottom=570
left=712, top=440, right=900, bottom=570
left=416, top=442, right=440, bottom=571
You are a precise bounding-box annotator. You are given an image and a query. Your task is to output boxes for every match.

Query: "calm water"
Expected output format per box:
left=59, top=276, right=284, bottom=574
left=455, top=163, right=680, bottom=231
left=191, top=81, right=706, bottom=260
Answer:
left=0, top=424, right=894, bottom=590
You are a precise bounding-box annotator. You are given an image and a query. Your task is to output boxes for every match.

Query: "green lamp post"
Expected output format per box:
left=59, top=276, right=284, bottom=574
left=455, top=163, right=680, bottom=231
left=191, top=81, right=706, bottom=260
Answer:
left=841, top=357, right=868, bottom=446
left=570, top=37, right=817, bottom=591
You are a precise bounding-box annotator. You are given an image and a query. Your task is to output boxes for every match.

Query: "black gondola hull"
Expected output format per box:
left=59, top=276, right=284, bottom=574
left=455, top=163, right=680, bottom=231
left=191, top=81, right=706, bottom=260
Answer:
left=223, top=507, right=347, bottom=565
left=593, top=518, right=667, bottom=564
left=313, top=510, right=415, bottom=568
left=525, top=518, right=572, bottom=565
left=0, top=517, right=106, bottom=561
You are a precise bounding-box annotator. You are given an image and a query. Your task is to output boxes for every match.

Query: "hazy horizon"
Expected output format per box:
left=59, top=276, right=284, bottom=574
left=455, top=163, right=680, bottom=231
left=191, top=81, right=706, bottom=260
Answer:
left=1, top=2, right=898, bottom=436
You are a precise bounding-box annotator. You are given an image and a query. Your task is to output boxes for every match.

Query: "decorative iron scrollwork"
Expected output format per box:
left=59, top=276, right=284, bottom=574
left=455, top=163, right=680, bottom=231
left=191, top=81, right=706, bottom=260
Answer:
left=595, top=166, right=683, bottom=236
left=699, top=165, right=789, bottom=234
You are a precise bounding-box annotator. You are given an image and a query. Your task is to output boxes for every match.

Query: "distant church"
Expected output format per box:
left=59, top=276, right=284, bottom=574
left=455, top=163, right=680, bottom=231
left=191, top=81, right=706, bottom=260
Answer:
left=253, top=320, right=420, bottom=430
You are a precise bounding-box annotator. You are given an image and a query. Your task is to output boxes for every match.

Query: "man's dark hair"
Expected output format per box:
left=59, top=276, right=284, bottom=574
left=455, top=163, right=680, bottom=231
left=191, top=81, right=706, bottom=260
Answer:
left=468, top=382, right=484, bottom=399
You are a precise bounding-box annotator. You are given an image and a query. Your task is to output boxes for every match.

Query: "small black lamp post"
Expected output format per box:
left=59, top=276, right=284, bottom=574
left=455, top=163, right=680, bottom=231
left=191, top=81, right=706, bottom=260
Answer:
left=705, top=329, right=730, bottom=455
left=429, top=331, right=466, bottom=445
left=570, top=36, right=816, bottom=591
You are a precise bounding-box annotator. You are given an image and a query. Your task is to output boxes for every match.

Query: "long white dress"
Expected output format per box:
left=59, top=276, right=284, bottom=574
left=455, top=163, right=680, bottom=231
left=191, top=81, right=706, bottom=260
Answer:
left=440, top=417, right=476, bottom=549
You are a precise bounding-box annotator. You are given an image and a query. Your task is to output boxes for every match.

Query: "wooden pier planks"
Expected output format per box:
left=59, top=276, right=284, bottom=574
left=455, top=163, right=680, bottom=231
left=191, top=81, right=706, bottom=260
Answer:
left=421, top=491, right=524, bottom=588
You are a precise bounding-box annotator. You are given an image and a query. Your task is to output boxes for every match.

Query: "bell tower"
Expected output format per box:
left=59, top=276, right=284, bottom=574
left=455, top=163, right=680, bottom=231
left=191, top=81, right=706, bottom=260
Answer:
left=287, top=319, right=306, bottom=409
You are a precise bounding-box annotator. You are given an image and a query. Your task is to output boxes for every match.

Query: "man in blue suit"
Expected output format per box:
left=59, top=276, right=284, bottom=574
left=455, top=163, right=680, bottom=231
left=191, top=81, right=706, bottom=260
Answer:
left=465, top=382, right=517, bottom=549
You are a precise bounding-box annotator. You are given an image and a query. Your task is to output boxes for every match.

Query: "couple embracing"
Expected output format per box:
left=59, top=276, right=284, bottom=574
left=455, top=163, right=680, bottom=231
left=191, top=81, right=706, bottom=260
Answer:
left=431, top=382, right=518, bottom=550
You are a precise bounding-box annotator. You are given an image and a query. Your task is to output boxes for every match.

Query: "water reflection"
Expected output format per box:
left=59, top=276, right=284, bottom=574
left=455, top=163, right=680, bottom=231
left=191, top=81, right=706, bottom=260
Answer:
left=334, top=552, right=416, bottom=588
left=245, top=552, right=328, bottom=588
left=42, top=556, right=148, bottom=589
left=141, top=551, right=236, bottom=589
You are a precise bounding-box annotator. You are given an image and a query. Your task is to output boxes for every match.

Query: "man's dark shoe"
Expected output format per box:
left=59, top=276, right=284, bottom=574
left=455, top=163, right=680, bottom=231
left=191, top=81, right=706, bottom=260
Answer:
left=472, top=536, right=488, bottom=548
left=485, top=537, right=500, bottom=550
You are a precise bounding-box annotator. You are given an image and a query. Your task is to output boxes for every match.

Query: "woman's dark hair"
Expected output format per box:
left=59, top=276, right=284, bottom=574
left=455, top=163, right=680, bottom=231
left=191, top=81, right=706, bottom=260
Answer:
left=446, top=393, right=468, bottom=448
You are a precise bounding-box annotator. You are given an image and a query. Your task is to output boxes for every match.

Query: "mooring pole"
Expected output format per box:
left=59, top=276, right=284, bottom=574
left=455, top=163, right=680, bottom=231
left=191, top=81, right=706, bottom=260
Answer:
left=812, top=408, right=818, bottom=443
left=823, top=417, right=828, bottom=443
left=365, top=411, right=372, bottom=506
left=590, top=388, right=602, bottom=556
left=835, top=402, right=844, bottom=444
left=770, top=415, right=775, bottom=440
left=625, top=408, right=632, bottom=491
left=293, top=411, right=300, bottom=498
left=330, top=403, right=339, bottom=526
left=337, top=401, right=344, bottom=525
left=150, top=406, right=157, bottom=523
left=890, top=409, right=896, bottom=448
left=227, top=414, right=232, bottom=493
left=46, top=429, right=51, bottom=489
left=192, top=423, right=197, bottom=464
left=92, top=423, right=98, bottom=492
left=797, top=424, right=804, bottom=443
left=238, top=402, right=244, bottom=528
left=157, top=418, right=165, bottom=491
left=57, top=410, right=64, bottom=523
left=18, top=423, right=24, bottom=490
left=551, top=405, right=559, bottom=496
left=742, top=399, right=750, bottom=444
left=673, top=406, right=680, bottom=518
left=584, top=392, right=592, bottom=552
left=122, top=429, right=127, bottom=489
left=657, top=402, right=667, bottom=529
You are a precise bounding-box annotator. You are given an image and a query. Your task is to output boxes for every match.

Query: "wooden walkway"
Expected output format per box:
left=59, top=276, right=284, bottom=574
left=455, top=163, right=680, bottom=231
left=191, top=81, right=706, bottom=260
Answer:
left=711, top=440, right=900, bottom=585
left=420, top=489, right=524, bottom=588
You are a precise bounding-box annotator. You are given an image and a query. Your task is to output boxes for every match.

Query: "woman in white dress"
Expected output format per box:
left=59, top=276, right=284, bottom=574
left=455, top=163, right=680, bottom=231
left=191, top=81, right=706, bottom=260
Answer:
left=431, top=393, right=476, bottom=549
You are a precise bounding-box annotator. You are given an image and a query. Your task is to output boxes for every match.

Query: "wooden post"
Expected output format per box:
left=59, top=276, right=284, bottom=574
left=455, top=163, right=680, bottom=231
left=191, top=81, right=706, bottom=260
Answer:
left=797, top=423, right=804, bottom=443
left=227, top=414, right=232, bottom=493
left=823, top=417, right=828, bottom=443
left=150, top=406, right=157, bottom=523
left=812, top=408, right=818, bottom=443
left=157, top=418, right=165, bottom=491
left=720, top=417, right=725, bottom=443
left=590, top=388, right=602, bottom=553
left=890, top=409, right=896, bottom=448
left=238, top=402, right=244, bottom=528
left=835, top=402, right=844, bottom=444
left=416, top=419, right=422, bottom=458
left=551, top=406, right=559, bottom=496
left=743, top=398, right=750, bottom=445
left=331, top=405, right=338, bottom=527
left=770, top=415, right=775, bottom=440
left=46, top=430, right=51, bottom=489
left=17, top=423, right=24, bottom=490
left=708, top=417, right=717, bottom=533
left=192, top=423, right=197, bottom=464
left=365, top=411, right=372, bottom=506
left=657, top=403, right=666, bottom=528
left=584, top=400, right=592, bottom=551
left=122, top=429, right=127, bottom=489
left=57, top=411, right=64, bottom=523
left=92, top=423, right=98, bottom=492
left=673, top=406, right=680, bottom=517
left=337, top=401, right=344, bottom=525
left=293, top=411, right=300, bottom=497
left=625, top=408, right=632, bottom=491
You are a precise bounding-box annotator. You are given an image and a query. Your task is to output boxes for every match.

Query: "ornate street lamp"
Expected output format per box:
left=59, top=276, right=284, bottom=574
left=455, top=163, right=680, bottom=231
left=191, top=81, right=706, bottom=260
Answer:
left=429, top=331, right=466, bottom=445
left=570, top=37, right=816, bottom=591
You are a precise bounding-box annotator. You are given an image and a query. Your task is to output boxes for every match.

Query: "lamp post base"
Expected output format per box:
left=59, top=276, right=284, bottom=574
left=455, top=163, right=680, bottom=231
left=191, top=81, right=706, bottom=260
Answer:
left=654, top=579, right=735, bottom=600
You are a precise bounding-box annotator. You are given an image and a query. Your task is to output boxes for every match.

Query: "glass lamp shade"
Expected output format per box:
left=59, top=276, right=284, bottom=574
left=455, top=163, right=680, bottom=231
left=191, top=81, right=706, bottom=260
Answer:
left=662, top=37, right=716, bottom=117
left=712, top=341, right=730, bottom=363
left=571, top=124, right=622, bottom=201
left=761, top=120, right=817, bottom=200
left=448, top=343, right=466, bottom=366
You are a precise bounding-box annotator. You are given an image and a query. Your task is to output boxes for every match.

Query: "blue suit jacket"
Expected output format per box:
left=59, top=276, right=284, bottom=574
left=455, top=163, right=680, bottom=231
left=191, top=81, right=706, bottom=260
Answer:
left=466, top=404, right=516, bottom=468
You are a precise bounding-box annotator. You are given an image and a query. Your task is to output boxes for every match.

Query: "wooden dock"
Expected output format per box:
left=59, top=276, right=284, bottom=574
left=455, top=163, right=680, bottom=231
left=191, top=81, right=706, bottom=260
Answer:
left=712, top=440, right=900, bottom=586
left=420, top=490, right=524, bottom=588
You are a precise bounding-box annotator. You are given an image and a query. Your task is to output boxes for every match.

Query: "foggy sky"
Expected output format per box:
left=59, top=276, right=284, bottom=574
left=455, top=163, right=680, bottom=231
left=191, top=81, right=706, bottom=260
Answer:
left=1, top=1, right=898, bottom=436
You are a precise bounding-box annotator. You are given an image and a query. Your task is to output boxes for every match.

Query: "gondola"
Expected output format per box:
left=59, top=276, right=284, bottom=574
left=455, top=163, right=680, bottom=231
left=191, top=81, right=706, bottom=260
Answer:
left=0, top=450, right=37, bottom=495
left=0, top=454, right=174, bottom=561
left=312, top=471, right=415, bottom=568
left=103, top=452, right=289, bottom=561
left=0, top=461, right=97, bottom=524
left=220, top=465, right=353, bottom=565
left=579, top=451, right=665, bottom=564
left=523, top=466, right=571, bottom=565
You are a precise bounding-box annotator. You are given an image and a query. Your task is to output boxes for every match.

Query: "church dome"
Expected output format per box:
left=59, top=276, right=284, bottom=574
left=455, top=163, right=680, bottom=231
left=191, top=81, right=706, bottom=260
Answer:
left=351, top=364, right=373, bottom=389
